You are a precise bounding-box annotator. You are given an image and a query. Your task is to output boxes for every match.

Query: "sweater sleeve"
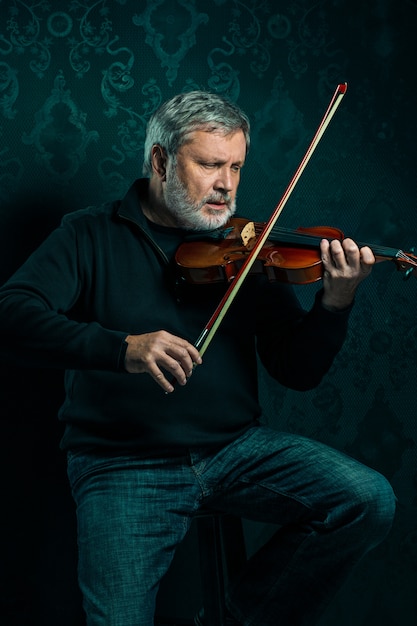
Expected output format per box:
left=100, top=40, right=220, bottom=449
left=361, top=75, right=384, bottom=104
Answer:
left=255, top=282, right=352, bottom=391
left=0, top=217, right=128, bottom=371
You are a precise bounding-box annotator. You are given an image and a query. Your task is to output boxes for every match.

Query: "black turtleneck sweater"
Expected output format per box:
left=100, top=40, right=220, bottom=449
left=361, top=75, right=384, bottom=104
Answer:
left=0, top=179, right=351, bottom=452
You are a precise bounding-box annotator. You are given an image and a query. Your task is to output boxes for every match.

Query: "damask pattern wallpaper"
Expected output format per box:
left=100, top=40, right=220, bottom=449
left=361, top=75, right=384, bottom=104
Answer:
left=0, top=1, right=416, bottom=624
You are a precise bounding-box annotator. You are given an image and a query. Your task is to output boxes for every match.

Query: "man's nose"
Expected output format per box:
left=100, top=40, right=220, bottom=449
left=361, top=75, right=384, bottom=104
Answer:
left=214, top=167, right=233, bottom=192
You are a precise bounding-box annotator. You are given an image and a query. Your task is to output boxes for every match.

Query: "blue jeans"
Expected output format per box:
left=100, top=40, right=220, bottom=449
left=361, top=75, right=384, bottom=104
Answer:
left=67, top=425, right=396, bottom=626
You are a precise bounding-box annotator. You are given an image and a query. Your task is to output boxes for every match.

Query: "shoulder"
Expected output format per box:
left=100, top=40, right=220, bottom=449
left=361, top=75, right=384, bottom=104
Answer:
left=58, top=202, right=121, bottom=242
left=61, top=201, right=115, bottom=227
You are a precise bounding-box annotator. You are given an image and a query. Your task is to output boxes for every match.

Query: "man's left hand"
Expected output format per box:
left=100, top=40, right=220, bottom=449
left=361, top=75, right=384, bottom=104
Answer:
left=320, top=238, right=375, bottom=311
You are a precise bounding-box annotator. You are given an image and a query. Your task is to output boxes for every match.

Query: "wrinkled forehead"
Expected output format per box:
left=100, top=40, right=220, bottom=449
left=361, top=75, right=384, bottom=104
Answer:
left=181, top=124, right=249, bottom=151
left=178, top=129, right=247, bottom=159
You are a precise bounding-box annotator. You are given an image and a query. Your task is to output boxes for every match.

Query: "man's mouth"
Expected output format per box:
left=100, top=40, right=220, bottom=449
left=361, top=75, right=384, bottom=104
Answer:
left=207, top=202, right=226, bottom=210
left=205, top=197, right=230, bottom=211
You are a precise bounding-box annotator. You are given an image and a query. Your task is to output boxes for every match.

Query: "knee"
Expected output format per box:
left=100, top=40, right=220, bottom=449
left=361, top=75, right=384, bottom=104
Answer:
left=350, top=470, right=396, bottom=548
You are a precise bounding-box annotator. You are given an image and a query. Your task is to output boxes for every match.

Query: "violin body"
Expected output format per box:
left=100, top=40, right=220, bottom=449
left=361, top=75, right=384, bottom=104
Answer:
left=175, top=218, right=345, bottom=285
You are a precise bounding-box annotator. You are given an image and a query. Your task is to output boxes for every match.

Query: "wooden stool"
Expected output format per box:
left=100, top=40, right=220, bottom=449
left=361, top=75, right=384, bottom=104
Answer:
left=155, top=511, right=247, bottom=625
left=195, top=511, right=246, bottom=625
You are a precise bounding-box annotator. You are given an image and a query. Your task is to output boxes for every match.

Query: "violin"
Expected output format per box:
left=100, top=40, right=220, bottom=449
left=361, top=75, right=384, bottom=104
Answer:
left=175, top=217, right=417, bottom=285
left=169, top=84, right=414, bottom=374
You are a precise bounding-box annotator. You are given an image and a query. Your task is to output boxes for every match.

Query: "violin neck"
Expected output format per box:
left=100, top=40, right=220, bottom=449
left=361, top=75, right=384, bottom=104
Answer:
left=268, top=225, right=404, bottom=262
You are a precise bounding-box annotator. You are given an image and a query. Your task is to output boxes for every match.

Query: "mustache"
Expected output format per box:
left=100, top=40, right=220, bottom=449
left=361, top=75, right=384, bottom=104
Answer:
left=202, top=192, right=232, bottom=205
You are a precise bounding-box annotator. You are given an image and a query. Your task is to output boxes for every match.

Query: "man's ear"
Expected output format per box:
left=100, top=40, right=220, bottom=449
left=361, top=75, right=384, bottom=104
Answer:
left=151, top=145, right=167, bottom=180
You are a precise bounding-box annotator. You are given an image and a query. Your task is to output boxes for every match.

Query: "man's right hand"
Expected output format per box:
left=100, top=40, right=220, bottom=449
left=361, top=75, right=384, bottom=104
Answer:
left=124, top=331, right=202, bottom=393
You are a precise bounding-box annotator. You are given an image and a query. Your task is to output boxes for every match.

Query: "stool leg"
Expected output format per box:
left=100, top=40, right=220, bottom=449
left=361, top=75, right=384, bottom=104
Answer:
left=197, top=514, right=227, bottom=625
left=221, top=515, right=247, bottom=581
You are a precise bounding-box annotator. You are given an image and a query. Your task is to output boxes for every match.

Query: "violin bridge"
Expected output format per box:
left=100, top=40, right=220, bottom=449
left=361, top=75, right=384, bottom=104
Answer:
left=240, top=221, right=256, bottom=247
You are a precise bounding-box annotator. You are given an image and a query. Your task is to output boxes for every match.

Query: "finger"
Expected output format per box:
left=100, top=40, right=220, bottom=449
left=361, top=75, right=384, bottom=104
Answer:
left=342, top=240, right=375, bottom=277
left=321, top=238, right=349, bottom=270
left=340, top=238, right=361, bottom=267
left=320, top=238, right=331, bottom=266
left=166, top=343, right=202, bottom=377
left=151, top=366, right=175, bottom=394
left=325, top=239, right=356, bottom=271
left=149, top=357, right=189, bottom=393
left=157, top=344, right=202, bottom=391
left=360, top=245, right=375, bottom=268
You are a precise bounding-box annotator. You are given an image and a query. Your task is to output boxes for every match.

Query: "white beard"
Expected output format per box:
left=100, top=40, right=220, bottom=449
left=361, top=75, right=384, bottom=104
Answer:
left=164, top=165, right=236, bottom=231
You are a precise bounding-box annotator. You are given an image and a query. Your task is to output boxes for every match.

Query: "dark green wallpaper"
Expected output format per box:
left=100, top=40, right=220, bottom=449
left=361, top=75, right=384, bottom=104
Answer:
left=0, top=1, right=416, bottom=624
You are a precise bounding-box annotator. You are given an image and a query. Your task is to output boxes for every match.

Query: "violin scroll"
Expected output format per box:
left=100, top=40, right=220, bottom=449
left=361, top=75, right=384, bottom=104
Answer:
left=391, top=247, right=417, bottom=280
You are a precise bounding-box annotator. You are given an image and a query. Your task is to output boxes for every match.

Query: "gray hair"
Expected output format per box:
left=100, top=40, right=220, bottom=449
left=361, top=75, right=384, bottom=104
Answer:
left=142, top=91, right=250, bottom=176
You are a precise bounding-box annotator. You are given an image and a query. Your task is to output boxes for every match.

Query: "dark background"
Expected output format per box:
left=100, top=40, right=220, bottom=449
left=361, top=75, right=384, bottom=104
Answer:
left=0, top=1, right=416, bottom=624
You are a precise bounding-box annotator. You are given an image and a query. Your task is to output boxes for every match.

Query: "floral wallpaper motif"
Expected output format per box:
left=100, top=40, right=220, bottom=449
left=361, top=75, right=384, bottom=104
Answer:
left=0, top=1, right=416, bottom=624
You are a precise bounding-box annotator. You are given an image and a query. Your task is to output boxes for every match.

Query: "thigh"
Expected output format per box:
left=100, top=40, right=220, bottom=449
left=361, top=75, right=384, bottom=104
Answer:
left=201, top=425, right=390, bottom=526
left=67, top=450, right=198, bottom=626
